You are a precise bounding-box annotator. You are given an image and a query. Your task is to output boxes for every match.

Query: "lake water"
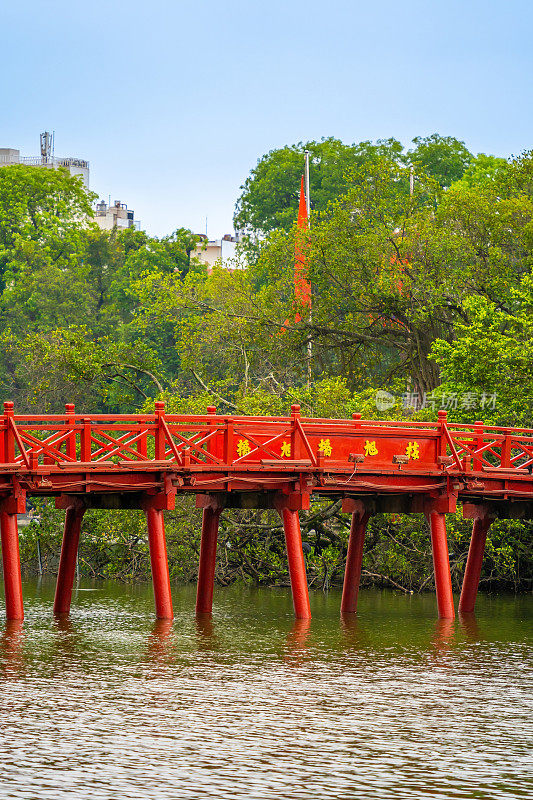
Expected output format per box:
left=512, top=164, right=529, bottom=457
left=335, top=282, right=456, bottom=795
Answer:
left=0, top=582, right=531, bottom=799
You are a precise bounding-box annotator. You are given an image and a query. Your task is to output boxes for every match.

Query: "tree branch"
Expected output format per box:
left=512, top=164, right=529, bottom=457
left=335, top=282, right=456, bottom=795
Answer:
left=191, top=370, right=248, bottom=414
left=102, top=363, right=165, bottom=393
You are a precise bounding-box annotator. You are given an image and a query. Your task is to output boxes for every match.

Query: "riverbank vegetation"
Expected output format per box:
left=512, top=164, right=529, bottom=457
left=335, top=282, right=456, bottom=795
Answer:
left=1, top=134, right=532, bottom=593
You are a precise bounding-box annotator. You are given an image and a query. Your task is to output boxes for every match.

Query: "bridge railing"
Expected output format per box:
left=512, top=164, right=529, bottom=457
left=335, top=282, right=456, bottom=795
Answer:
left=1, top=401, right=532, bottom=475
left=445, top=420, right=533, bottom=473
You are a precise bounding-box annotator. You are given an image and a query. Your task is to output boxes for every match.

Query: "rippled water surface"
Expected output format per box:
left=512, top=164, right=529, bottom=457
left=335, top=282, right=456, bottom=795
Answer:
left=0, top=582, right=531, bottom=799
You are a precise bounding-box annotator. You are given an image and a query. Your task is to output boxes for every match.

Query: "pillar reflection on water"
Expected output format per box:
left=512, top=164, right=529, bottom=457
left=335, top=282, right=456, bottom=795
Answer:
left=458, top=612, right=484, bottom=642
left=0, top=619, right=25, bottom=677
left=432, top=617, right=456, bottom=654
left=340, top=611, right=363, bottom=647
left=284, top=617, right=311, bottom=666
left=146, top=618, right=175, bottom=664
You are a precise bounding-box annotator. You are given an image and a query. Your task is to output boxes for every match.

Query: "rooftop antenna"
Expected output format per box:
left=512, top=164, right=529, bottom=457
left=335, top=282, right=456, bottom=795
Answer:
left=40, top=131, right=54, bottom=164
left=205, top=216, right=208, bottom=237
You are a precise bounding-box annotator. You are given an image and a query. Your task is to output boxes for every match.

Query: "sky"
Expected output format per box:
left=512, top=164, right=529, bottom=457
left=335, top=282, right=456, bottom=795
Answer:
left=2, top=0, right=532, bottom=238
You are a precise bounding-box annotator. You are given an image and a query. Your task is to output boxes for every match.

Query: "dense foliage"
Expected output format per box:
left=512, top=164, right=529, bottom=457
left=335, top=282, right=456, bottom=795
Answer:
left=1, top=143, right=531, bottom=595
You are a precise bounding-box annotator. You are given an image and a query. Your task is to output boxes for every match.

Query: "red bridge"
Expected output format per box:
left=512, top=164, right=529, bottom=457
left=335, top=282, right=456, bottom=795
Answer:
left=1, top=400, right=531, bottom=623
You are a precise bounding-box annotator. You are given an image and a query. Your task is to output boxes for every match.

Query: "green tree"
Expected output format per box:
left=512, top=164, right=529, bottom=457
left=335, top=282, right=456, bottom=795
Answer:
left=240, top=157, right=449, bottom=393
left=0, top=325, right=165, bottom=412
left=81, top=226, right=149, bottom=333
left=3, top=140, right=528, bottom=593
left=408, top=134, right=473, bottom=188
left=0, top=164, right=95, bottom=290
left=205, top=152, right=533, bottom=396
left=430, top=276, right=533, bottom=427
left=234, top=137, right=404, bottom=236
left=455, top=152, right=508, bottom=189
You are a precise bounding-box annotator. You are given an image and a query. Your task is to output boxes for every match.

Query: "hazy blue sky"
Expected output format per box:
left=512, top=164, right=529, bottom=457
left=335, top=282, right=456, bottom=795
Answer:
left=2, top=0, right=531, bottom=237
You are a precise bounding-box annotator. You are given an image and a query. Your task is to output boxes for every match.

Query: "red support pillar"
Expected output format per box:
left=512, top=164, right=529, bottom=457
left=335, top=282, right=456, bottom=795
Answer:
left=196, top=505, right=222, bottom=615
left=1, top=510, right=24, bottom=621
left=280, top=506, right=311, bottom=620
left=340, top=510, right=370, bottom=614
left=459, top=517, right=492, bottom=614
left=425, top=509, right=455, bottom=620
left=144, top=502, right=173, bottom=620
left=53, top=503, right=85, bottom=616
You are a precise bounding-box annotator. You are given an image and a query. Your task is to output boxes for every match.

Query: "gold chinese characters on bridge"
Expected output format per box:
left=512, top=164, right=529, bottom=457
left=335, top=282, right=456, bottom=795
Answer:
left=364, top=440, right=378, bottom=456
left=237, top=439, right=251, bottom=457
left=405, top=441, right=420, bottom=460
left=318, top=438, right=333, bottom=457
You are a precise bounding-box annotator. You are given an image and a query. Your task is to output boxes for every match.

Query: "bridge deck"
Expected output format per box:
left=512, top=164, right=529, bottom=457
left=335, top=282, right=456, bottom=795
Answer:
left=0, top=401, right=531, bottom=624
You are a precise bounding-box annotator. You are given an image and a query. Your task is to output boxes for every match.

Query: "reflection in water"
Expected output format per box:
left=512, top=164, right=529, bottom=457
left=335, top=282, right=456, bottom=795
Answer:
left=285, top=618, right=311, bottom=666
left=0, top=583, right=530, bottom=800
left=0, top=620, right=25, bottom=677
left=146, top=619, right=174, bottom=665
left=151, top=618, right=173, bottom=640
left=51, top=614, right=85, bottom=662
left=432, top=617, right=456, bottom=654
left=54, top=614, right=74, bottom=633
left=287, top=617, right=311, bottom=648
left=459, top=611, right=484, bottom=642
left=340, top=611, right=362, bottom=646
left=195, top=612, right=218, bottom=650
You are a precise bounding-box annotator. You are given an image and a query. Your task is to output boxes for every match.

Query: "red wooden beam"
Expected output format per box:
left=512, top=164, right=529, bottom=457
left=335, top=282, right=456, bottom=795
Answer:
left=53, top=501, right=86, bottom=616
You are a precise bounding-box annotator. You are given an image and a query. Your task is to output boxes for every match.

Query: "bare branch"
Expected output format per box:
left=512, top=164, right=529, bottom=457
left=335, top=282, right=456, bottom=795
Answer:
left=102, top=363, right=165, bottom=393
left=191, top=370, right=248, bottom=414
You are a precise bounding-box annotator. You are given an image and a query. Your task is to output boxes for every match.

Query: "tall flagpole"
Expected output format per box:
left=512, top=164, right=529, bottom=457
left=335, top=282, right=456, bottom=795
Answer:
left=304, top=150, right=310, bottom=218
left=304, top=150, right=312, bottom=387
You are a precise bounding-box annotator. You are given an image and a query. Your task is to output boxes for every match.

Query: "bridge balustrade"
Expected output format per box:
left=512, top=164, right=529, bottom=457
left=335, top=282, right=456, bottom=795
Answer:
left=1, top=400, right=532, bottom=625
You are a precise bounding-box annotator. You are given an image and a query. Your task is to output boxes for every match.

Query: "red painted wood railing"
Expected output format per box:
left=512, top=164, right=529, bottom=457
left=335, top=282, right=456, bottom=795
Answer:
left=1, top=401, right=532, bottom=476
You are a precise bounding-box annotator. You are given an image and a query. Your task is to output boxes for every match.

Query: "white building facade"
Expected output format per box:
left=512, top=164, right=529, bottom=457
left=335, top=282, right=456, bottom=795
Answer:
left=0, top=133, right=90, bottom=188
left=191, top=234, right=243, bottom=270
left=94, top=200, right=140, bottom=231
